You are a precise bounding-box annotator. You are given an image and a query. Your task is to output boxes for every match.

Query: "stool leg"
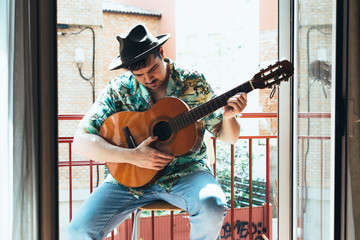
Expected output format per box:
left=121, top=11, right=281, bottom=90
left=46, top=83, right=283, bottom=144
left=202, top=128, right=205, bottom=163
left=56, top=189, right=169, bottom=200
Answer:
left=131, top=209, right=144, bottom=240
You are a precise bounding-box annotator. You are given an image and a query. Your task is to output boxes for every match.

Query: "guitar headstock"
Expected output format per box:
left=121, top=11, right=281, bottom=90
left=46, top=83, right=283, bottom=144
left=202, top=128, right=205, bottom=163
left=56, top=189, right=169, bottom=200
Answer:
left=251, top=60, right=294, bottom=89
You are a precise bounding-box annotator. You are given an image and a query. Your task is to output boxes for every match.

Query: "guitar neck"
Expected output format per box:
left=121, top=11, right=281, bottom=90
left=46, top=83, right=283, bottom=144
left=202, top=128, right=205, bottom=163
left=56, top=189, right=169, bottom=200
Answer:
left=170, top=80, right=255, bottom=131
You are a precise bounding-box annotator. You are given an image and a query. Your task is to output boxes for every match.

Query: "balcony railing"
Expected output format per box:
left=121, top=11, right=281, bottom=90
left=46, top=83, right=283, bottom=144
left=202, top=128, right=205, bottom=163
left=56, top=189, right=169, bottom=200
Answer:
left=58, top=113, right=277, bottom=239
left=58, top=112, right=331, bottom=240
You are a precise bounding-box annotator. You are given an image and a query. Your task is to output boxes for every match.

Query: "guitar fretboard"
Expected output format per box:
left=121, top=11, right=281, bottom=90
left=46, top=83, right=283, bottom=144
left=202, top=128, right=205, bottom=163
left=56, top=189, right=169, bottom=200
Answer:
left=169, top=80, right=254, bottom=132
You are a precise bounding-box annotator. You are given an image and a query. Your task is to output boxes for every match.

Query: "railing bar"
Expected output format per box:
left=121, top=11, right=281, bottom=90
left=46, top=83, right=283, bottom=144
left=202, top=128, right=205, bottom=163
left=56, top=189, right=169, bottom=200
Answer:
left=297, top=112, right=331, bottom=118
left=151, top=211, right=155, bottom=240
left=249, top=138, right=253, bottom=240
left=211, top=136, right=277, bottom=140
left=111, top=230, right=114, bottom=240
left=241, top=113, right=277, bottom=118
left=58, top=160, right=105, bottom=167
left=266, top=138, right=270, bottom=238
left=231, top=144, right=235, bottom=240
left=58, top=137, right=74, bottom=143
left=238, top=135, right=277, bottom=139
left=213, top=138, right=217, bottom=177
left=125, top=221, right=128, bottom=240
left=170, top=211, right=174, bottom=240
left=298, top=136, right=331, bottom=140
left=90, top=160, right=93, bottom=193
left=300, top=139, right=305, bottom=239
left=69, top=142, right=73, bottom=221
left=58, top=114, right=84, bottom=120
left=132, top=212, right=135, bottom=231
left=321, top=139, right=323, bottom=240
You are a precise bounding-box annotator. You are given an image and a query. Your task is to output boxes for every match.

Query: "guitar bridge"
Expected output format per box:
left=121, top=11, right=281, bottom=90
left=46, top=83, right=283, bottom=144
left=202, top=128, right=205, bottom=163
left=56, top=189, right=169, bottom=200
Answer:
left=122, top=126, right=136, bottom=148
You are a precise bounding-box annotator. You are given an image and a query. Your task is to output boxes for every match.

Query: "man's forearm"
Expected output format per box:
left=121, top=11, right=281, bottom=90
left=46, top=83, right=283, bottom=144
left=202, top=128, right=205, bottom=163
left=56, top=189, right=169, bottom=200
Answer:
left=72, top=129, right=174, bottom=170
left=72, top=130, right=133, bottom=163
left=218, top=117, right=240, bottom=144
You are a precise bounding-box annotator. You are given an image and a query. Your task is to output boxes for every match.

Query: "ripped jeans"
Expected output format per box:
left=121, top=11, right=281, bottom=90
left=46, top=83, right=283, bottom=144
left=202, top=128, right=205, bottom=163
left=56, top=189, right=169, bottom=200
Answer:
left=68, top=171, right=227, bottom=240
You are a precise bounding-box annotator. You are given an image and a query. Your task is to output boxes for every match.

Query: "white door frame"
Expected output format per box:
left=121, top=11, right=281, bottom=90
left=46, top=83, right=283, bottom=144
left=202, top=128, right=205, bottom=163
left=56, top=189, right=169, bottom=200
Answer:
left=278, top=0, right=293, bottom=239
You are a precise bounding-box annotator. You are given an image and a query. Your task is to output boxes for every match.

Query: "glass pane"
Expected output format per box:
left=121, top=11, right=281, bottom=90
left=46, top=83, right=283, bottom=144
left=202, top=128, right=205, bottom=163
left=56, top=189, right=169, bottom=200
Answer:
left=294, top=0, right=335, bottom=239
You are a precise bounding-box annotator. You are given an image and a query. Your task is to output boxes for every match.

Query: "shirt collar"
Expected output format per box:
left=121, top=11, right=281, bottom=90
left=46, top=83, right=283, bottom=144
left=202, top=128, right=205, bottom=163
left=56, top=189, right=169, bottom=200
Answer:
left=135, top=58, right=183, bottom=105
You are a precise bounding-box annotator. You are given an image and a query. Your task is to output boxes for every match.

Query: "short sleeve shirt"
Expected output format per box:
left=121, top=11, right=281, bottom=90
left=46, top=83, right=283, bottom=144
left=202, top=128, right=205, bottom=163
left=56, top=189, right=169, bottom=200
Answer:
left=79, top=58, right=223, bottom=198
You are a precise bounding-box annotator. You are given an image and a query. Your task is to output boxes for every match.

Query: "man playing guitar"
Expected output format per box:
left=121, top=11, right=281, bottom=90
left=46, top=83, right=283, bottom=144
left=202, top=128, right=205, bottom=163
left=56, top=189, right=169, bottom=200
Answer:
left=68, top=24, right=247, bottom=239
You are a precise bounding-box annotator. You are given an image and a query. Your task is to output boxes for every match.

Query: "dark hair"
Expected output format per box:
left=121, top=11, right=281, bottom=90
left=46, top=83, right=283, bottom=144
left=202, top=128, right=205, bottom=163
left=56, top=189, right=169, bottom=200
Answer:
left=126, top=47, right=162, bottom=71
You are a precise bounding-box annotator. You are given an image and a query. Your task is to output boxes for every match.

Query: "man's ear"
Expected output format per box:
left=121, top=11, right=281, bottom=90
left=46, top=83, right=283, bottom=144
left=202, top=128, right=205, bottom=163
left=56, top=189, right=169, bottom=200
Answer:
left=159, top=46, right=165, bottom=59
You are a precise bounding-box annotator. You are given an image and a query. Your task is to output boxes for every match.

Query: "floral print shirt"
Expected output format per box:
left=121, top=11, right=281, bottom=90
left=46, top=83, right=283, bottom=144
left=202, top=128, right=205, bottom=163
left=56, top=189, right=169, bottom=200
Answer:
left=79, top=58, right=223, bottom=198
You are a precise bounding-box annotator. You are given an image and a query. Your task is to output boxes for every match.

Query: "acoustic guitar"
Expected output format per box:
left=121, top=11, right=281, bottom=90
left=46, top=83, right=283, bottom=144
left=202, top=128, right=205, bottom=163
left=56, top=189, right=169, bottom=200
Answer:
left=99, top=60, right=294, bottom=187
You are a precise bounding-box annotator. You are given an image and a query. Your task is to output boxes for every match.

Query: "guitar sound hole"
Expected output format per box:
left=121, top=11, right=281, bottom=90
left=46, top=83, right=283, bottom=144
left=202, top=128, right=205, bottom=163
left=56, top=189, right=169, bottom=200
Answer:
left=153, top=121, right=173, bottom=141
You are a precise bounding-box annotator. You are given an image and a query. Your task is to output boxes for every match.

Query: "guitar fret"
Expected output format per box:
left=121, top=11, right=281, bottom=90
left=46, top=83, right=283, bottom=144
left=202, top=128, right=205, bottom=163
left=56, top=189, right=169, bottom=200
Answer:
left=180, top=115, right=186, bottom=129
left=184, top=112, right=190, bottom=126
left=219, top=95, right=226, bottom=107
left=174, top=116, right=180, bottom=130
left=170, top=118, right=179, bottom=132
left=190, top=112, right=195, bottom=124
left=176, top=117, right=181, bottom=131
left=199, top=105, right=205, bottom=118
left=169, top=119, right=175, bottom=132
left=206, top=103, right=214, bottom=115
left=177, top=117, right=181, bottom=131
left=186, top=112, right=191, bottom=125
left=190, top=110, right=194, bottom=122
left=212, top=100, right=218, bottom=110
left=186, top=113, right=190, bottom=126
left=171, top=118, right=176, bottom=132
left=196, top=111, right=202, bottom=121
left=194, top=110, right=200, bottom=122
left=214, top=98, right=220, bottom=109
left=189, top=112, right=194, bottom=125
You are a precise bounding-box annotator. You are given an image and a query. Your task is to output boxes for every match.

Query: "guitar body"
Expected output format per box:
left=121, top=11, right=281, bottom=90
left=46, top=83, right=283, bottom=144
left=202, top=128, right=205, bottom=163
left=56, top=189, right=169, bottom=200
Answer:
left=99, top=97, right=203, bottom=187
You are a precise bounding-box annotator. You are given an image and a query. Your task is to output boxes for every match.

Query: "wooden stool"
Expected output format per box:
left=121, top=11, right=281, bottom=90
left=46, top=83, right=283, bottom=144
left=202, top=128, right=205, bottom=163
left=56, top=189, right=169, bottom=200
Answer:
left=131, top=200, right=183, bottom=240
left=131, top=200, right=221, bottom=240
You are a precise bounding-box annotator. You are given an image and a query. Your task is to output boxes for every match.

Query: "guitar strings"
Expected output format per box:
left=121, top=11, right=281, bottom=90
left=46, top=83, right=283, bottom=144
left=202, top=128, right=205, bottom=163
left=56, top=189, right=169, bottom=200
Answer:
left=115, top=81, right=253, bottom=146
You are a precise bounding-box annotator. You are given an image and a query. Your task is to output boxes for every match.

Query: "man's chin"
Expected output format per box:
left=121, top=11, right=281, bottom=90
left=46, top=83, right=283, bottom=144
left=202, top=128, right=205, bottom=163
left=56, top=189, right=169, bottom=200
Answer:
left=147, top=80, right=159, bottom=88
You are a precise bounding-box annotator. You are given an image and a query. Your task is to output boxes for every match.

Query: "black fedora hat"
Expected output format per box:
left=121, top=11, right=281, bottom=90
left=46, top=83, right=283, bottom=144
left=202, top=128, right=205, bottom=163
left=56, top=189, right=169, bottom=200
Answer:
left=109, top=24, right=171, bottom=70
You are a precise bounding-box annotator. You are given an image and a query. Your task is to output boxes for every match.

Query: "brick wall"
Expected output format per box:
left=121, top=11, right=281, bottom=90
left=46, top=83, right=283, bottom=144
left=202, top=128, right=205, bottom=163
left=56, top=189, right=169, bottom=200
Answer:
left=259, top=30, right=278, bottom=135
left=57, top=0, right=103, bottom=26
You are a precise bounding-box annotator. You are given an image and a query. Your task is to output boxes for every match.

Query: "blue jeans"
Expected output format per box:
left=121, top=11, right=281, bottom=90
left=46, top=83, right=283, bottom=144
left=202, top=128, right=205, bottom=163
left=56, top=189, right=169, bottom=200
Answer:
left=68, top=171, right=227, bottom=240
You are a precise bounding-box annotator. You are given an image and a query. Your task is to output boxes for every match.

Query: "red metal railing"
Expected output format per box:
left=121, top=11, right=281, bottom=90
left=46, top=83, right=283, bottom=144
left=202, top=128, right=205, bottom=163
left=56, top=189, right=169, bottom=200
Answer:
left=58, top=113, right=276, bottom=240
left=298, top=135, right=331, bottom=240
